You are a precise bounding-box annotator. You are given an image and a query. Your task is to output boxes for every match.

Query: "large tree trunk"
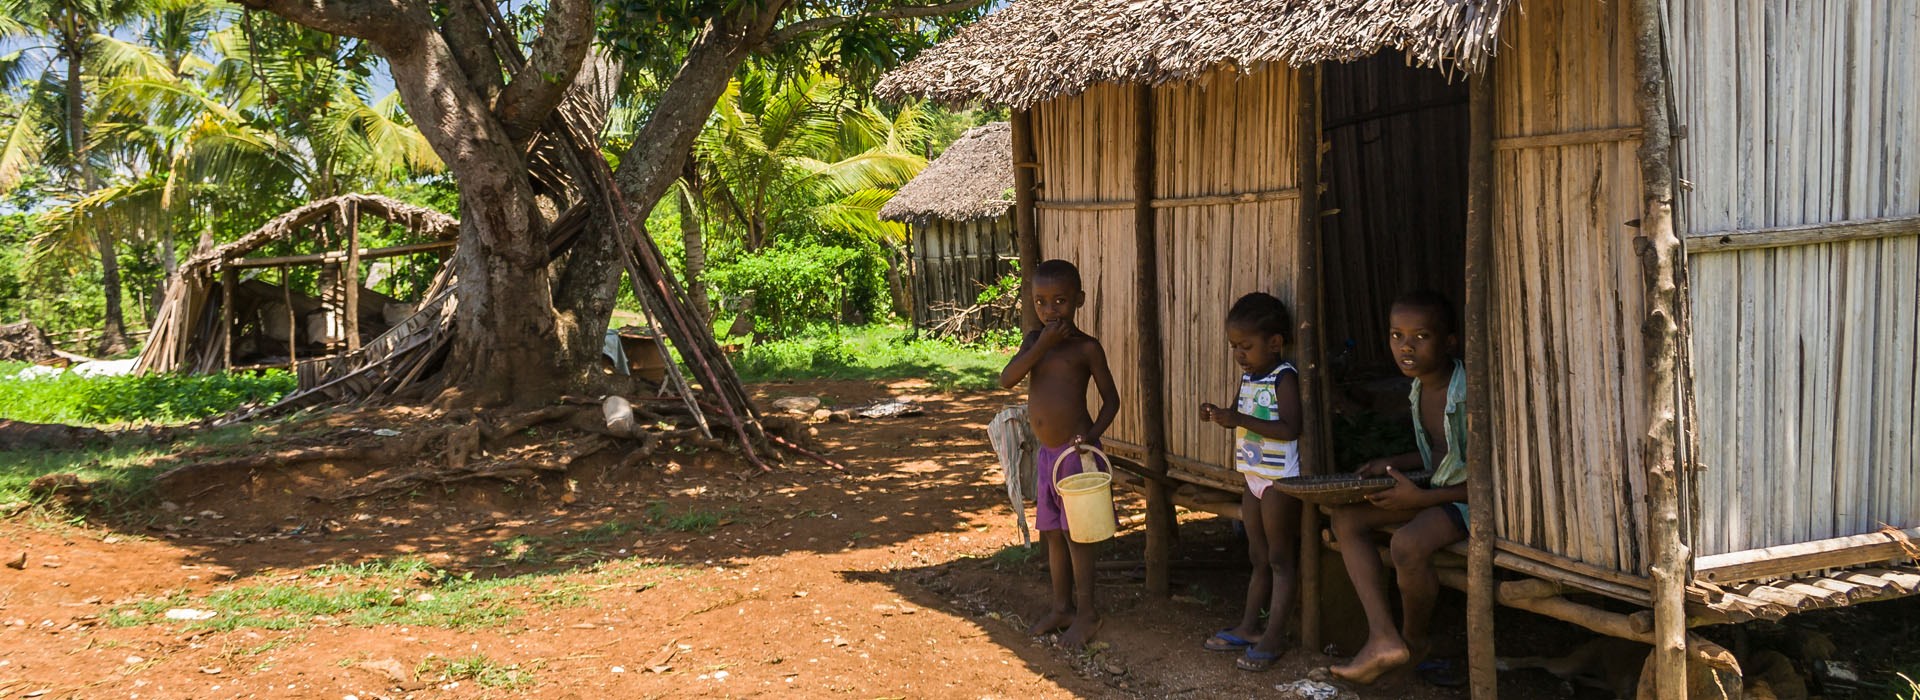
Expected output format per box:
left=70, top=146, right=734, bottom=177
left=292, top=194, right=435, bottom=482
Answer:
left=94, top=228, right=128, bottom=355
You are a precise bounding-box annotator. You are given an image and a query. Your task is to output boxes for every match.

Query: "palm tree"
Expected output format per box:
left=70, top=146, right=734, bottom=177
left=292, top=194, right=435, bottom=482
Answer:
left=0, top=0, right=167, bottom=353
left=692, top=69, right=927, bottom=253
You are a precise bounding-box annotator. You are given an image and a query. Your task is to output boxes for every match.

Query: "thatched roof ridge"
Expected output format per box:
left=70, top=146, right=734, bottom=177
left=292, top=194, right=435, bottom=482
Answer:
left=879, top=122, right=1013, bottom=223
left=875, top=0, right=1509, bottom=109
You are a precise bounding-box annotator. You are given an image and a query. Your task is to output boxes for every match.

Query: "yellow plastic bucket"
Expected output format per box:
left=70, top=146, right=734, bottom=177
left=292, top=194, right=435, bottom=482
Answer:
left=1052, top=445, right=1115, bottom=543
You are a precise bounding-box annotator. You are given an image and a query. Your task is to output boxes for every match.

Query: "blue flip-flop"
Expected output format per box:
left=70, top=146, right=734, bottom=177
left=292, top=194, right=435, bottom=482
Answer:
left=1417, top=658, right=1466, bottom=687
left=1203, top=629, right=1255, bottom=652
left=1236, top=648, right=1283, bottom=672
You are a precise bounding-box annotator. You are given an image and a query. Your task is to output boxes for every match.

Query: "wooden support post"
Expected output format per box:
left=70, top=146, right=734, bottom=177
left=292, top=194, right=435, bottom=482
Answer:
left=1464, top=61, right=1500, bottom=700
left=342, top=199, right=362, bottom=352
left=1011, top=110, right=1041, bottom=333
left=282, top=265, right=297, bottom=368
left=219, top=263, right=237, bottom=371
left=1293, top=64, right=1329, bottom=650
left=1132, top=84, right=1176, bottom=597
left=1630, top=0, right=1691, bottom=697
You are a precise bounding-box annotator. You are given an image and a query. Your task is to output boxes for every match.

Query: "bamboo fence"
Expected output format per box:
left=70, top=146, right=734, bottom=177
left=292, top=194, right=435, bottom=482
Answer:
left=1487, top=0, right=1652, bottom=578
left=1667, top=0, right=1920, bottom=560
left=909, top=214, right=1018, bottom=330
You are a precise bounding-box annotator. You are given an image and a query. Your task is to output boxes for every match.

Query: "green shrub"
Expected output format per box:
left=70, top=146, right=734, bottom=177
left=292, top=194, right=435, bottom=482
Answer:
left=706, top=240, right=890, bottom=338
left=0, top=370, right=296, bottom=425
left=731, top=323, right=1012, bottom=391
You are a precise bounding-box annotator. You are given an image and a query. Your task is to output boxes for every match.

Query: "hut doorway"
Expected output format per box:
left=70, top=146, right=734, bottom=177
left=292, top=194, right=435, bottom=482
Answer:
left=1318, top=53, right=1470, bottom=407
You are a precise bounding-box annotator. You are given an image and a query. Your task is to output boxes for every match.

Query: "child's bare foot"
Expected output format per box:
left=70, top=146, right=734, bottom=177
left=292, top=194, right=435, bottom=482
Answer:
left=1058, top=613, right=1102, bottom=650
left=1027, top=609, right=1073, bottom=636
left=1330, top=638, right=1411, bottom=685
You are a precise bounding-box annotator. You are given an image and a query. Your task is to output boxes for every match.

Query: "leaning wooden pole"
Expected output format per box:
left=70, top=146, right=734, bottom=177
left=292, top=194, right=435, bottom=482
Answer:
left=1132, top=84, right=1176, bottom=597
left=343, top=199, right=362, bottom=353
left=1293, top=64, right=1328, bottom=650
left=1630, top=0, right=1691, bottom=696
left=1010, top=110, right=1041, bottom=333
left=1463, top=63, right=1500, bottom=700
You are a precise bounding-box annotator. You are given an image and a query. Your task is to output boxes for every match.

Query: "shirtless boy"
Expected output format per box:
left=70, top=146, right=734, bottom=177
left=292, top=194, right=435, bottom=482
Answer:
left=998, top=259, right=1120, bottom=649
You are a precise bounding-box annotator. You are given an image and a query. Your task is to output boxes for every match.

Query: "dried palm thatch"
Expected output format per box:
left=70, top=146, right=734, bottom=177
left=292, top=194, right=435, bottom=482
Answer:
left=878, top=122, right=1013, bottom=224
left=875, top=0, right=1510, bottom=109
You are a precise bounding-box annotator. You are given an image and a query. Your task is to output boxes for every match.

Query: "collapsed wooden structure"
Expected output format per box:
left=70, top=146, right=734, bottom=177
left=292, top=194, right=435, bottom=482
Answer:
left=877, top=122, right=1019, bottom=334
left=134, top=194, right=459, bottom=394
left=880, top=0, right=1920, bottom=695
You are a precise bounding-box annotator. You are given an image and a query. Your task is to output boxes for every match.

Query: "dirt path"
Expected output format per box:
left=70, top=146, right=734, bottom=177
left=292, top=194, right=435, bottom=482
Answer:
left=4, top=379, right=1911, bottom=699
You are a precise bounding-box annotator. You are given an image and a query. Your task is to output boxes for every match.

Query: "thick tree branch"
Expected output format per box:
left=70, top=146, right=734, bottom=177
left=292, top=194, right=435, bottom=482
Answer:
left=610, top=16, right=758, bottom=218
left=231, top=0, right=420, bottom=44
left=441, top=1, right=507, bottom=103
left=492, top=0, right=595, bottom=143
left=764, top=0, right=988, bottom=47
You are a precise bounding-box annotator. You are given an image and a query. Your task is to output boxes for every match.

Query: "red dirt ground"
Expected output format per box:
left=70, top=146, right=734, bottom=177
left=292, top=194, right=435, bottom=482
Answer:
left=1, top=379, right=1912, bottom=699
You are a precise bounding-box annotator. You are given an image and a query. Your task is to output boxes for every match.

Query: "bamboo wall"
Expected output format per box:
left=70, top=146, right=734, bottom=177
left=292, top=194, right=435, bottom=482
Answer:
left=1031, top=83, right=1146, bottom=455
left=1668, top=1, right=1920, bottom=556
left=1029, top=69, right=1301, bottom=488
left=1487, top=0, right=1651, bottom=576
left=1153, top=66, right=1301, bottom=483
left=1321, top=55, right=1469, bottom=372
left=909, top=214, right=1017, bottom=331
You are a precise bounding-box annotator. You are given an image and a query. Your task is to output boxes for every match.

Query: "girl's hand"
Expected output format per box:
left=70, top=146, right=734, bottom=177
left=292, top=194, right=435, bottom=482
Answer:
left=1363, top=468, right=1427, bottom=511
left=1200, top=404, right=1238, bottom=428
left=1354, top=459, right=1390, bottom=477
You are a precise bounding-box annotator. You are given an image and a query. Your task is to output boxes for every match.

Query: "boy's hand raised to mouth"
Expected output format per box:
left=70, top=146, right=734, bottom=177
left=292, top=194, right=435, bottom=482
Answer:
left=1037, top=319, right=1072, bottom=348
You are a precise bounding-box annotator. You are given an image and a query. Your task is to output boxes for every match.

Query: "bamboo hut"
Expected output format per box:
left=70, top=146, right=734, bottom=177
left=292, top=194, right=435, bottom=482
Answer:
left=135, top=194, right=459, bottom=397
left=879, top=0, right=1920, bottom=695
left=878, top=122, right=1019, bottom=334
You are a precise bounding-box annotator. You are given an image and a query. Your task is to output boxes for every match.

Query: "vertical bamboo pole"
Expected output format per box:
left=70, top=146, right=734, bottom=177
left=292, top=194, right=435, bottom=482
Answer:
left=1294, top=64, right=1329, bottom=650
left=219, top=263, right=237, bottom=370
left=1132, top=85, right=1176, bottom=597
left=343, top=199, right=362, bottom=352
left=281, top=264, right=297, bottom=369
left=1464, top=65, right=1500, bottom=700
left=1012, top=110, right=1041, bottom=333
left=1631, top=0, right=1691, bottom=696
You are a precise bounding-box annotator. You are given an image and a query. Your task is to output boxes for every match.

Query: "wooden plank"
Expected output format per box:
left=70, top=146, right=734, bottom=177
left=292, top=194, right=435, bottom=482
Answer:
left=1012, top=110, right=1039, bottom=331
left=1694, top=525, right=1920, bottom=584
left=228, top=241, right=456, bottom=269
left=1686, top=214, right=1920, bottom=253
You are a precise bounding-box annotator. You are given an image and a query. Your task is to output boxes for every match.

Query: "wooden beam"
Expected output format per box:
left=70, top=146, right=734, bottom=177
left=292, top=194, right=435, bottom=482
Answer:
left=1011, top=110, right=1040, bottom=332
left=1693, top=526, right=1920, bottom=583
left=1631, top=0, right=1691, bottom=696
left=1132, top=84, right=1176, bottom=598
left=1683, top=214, right=1920, bottom=253
left=227, top=241, right=456, bottom=269
left=1491, top=126, right=1644, bottom=151
left=219, top=264, right=237, bottom=371
left=281, top=265, right=297, bottom=368
left=1034, top=188, right=1301, bottom=212
left=1294, top=64, right=1331, bottom=652
left=1433, top=568, right=1740, bottom=674
left=342, top=200, right=361, bottom=353
left=1463, top=63, right=1499, bottom=700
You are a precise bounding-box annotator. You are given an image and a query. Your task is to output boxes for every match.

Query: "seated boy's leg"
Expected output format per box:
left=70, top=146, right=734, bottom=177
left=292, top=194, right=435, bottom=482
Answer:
left=1328, top=502, right=1422, bottom=684
left=1027, top=529, right=1075, bottom=636
left=1389, top=505, right=1468, bottom=658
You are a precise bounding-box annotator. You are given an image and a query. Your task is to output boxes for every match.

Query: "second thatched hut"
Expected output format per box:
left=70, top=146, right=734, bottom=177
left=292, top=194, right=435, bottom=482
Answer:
left=879, top=122, right=1019, bottom=335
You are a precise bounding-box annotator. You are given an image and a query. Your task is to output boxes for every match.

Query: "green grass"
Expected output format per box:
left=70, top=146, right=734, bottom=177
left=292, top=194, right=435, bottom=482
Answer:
left=420, top=654, right=538, bottom=689
left=108, top=557, right=600, bottom=633
left=0, top=369, right=296, bottom=426
left=0, top=423, right=259, bottom=512
left=644, top=501, right=730, bottom=534
left=729, top=323, right=1013, bottom=391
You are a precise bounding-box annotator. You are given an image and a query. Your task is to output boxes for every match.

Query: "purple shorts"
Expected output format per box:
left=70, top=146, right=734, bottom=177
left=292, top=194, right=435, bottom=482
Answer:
left=1034, top=442, right=1110, bottom=534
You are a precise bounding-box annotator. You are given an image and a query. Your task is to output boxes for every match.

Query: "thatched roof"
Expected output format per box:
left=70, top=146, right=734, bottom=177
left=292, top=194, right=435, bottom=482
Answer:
left=875, top=0, right=1509, bottom=109
left=879, top=122, right=1012, bottom=223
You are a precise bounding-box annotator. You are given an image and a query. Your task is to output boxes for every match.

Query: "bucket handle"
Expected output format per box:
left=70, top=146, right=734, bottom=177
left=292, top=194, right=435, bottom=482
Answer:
left=1051, top=443, right=1110, bottom=490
